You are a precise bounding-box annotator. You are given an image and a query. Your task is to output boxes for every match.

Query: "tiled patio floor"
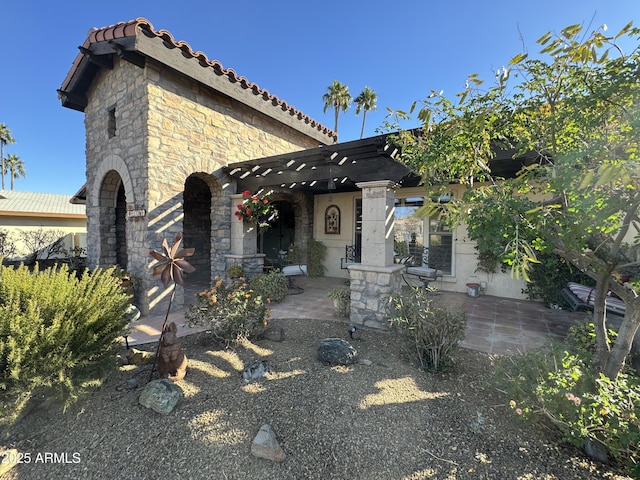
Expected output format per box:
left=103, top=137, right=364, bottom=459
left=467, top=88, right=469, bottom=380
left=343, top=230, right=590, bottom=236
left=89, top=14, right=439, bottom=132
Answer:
left=125, top=276, right=589, bottom=355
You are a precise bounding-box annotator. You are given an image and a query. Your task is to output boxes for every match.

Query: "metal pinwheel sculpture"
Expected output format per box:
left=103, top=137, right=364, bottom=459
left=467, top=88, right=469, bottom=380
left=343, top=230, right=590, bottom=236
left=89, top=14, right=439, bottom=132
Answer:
left=149, top=234, right=195, bottom=380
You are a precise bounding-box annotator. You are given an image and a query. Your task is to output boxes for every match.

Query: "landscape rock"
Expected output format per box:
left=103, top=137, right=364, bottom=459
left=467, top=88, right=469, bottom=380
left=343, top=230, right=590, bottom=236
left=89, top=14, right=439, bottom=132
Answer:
left=251, top=424, right=286, bottom=462
left=259, top=323, right=285, bottom=342
left=242, top=360, right=271, bottom=383
left=583, top=438, right=609, bottom=464
left=317, top=338, right=358, bottom=365
left=124, top=304, right=141, bottom=323
left=138, top=379, right=183, bottom=415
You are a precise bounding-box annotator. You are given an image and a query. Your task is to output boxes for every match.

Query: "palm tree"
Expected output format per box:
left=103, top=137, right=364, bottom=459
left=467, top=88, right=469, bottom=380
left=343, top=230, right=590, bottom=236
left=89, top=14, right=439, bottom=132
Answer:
left=354, top=87, right=378, bottom=139
left=4, top=154, right=26, bottom=190
left=0, top=124, right=16, bottom=190
left=322, top=80, right=351, bottom=141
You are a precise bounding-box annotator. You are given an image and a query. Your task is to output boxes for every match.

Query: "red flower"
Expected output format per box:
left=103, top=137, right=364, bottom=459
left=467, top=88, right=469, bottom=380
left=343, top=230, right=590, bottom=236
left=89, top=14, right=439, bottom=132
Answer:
left=243, top=190, right=251, bottom=198
left=237, top=204, right=243, bottom=210
left=246, top=209, right=252, bottom=215
left=263, top=199, right=268, bottom=204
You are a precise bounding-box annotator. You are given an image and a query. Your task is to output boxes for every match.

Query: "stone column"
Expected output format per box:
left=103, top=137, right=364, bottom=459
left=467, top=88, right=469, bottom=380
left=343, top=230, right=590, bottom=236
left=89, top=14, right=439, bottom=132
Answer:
left=226, top=193, right=264, bottom=277
left=357, top=180, right=396, bottom=267
left=348, top=181, right=404, bottom=329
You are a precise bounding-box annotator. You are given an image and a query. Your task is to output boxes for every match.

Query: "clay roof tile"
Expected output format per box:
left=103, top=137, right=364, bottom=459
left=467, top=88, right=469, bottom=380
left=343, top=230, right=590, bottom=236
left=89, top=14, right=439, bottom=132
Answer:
left=60, top=18, right=336, bottom=141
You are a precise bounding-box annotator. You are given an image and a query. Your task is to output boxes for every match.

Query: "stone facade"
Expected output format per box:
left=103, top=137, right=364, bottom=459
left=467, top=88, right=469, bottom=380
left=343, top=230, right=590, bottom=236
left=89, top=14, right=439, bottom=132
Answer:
left=83, top=57, right=322, bottom=315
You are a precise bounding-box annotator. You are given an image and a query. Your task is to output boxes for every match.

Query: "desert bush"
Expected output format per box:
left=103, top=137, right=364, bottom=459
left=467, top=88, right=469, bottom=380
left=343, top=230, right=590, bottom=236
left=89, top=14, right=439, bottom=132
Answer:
left=384, top=287, right=466, bottom=372
left=185, top=276, right=268, bottom=345
left=0, top=263, right=130, bottom=431
left=566, top=321, right=618, bottom=363
left=250, top=270, right=288, bottom=302
left=493, top=344, right=639, bottom=475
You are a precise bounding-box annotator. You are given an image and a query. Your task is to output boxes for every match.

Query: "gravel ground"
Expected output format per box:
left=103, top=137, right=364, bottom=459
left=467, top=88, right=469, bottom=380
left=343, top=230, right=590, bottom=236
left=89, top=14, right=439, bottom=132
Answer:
left=1, top=318, right=633, bottom=480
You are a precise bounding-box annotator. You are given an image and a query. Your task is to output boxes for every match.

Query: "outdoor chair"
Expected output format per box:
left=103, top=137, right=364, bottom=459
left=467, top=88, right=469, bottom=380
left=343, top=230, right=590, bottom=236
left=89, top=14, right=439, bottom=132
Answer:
left=401, top=246, right=444, bottom=290
left=282, top=264, right=307, bottom=294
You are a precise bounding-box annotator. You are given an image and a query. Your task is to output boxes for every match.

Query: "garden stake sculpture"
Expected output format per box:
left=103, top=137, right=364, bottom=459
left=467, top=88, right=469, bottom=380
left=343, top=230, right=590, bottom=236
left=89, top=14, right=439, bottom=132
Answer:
left=148, top=234, right=195, bottom=381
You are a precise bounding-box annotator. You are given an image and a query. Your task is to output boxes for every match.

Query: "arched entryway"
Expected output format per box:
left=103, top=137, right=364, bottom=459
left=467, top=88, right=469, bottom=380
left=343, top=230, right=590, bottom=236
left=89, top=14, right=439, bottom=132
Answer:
left=257, top=190, right=313, bottom=265
left=183, top=174, right=213, bottom=282
left=98, top=171, right=128, bottom=269
left=260, top=200, right=295, bottom=257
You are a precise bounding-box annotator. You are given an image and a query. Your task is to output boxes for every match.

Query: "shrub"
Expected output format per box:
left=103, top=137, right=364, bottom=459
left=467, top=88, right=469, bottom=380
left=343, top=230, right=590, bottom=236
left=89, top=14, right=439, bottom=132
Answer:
left=308, top=239, right=327, bottom=277
left=250, top=270, right=288, bottom=302
left=185, top=276, right=268, bottom=345
left=226, top=265, right=244, bottom=279
left=328, top=288, right=350, bottom=317
left=566, top=321, right=618, bottom=363
left=384, top=288, right=467, bottom=372
left=0, top=263, right=130, bottom=431
left=493, top=344, right=640, bottom=475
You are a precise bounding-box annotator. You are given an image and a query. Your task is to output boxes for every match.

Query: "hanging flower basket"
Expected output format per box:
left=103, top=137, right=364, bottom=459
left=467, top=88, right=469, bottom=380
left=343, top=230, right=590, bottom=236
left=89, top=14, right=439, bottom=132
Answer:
left=234, top=190, right=278, bottom=232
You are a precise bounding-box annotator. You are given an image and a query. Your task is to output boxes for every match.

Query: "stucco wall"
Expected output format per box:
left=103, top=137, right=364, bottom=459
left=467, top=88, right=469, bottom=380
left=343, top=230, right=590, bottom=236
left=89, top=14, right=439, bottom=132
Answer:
left=0, top=216, right=86, bottom=260
left=314, top=186, right=528, bottom=301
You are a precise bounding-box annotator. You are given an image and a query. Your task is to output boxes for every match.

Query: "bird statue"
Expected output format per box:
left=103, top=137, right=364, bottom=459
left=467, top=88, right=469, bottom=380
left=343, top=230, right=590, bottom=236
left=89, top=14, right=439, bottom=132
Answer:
left=348, top=326, right=357, bottom=340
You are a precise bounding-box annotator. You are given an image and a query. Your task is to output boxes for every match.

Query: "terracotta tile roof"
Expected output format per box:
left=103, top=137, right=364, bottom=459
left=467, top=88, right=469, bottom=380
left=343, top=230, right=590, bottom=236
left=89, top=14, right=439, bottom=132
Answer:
left=60, top=18, right=336, bottom=142
left=0, top=190, right=86, bottom=217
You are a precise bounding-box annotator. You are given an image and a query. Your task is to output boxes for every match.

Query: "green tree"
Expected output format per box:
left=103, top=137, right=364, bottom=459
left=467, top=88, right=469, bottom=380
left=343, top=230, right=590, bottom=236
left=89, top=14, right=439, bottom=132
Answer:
left=0, top=123, right=16, bottom=190
left=390, top=21, right=640, bottom=380
left=355, top=86, right=378, bottom=139
left=4, top=154, right=25, bottom=190
left=322, top=80, right=351, bottom=140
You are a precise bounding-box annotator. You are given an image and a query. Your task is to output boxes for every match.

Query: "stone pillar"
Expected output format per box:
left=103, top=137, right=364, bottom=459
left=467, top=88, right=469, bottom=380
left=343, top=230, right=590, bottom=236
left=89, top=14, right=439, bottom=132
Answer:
left=226, top=193, right=264, bottom=277
left=356, top=180, right=396, bottom=267
left=348, top=181, right=404, bottom=329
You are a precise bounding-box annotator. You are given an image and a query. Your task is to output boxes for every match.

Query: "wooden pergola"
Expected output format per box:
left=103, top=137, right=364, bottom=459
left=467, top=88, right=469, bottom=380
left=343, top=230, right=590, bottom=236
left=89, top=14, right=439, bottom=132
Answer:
left=222, top=134, right=536, bottom=195
left=222, top=135, right=420, bottom=195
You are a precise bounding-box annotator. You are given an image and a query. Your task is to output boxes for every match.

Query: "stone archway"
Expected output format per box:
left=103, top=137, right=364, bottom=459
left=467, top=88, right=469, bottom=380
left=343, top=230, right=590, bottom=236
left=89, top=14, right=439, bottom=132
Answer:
left=90, top=154, right=136, bottom=270
left=97, top=170, right=127, bottom=268
left=183, top=174, right=213, bottom=282
left=267, top=190, right=313, bottom=260
left=260, top=200, right=295, bottom=257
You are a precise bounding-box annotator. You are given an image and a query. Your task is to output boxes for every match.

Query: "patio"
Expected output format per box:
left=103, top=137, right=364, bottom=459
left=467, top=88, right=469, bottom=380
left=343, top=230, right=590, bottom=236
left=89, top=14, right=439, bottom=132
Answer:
left=125, top=276, right=588, bottom=355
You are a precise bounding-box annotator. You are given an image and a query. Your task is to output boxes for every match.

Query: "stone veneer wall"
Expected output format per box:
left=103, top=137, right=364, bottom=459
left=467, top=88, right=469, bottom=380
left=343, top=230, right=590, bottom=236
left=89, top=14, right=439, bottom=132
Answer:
left=83, top=56, right=323, bottom=315
left=348, top=264, right=405, bottom=329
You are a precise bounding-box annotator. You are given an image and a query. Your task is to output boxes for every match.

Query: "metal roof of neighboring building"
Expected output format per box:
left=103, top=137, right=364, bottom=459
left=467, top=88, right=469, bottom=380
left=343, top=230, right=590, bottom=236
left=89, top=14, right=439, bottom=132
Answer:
left=0, top=190, right=86, bottom=218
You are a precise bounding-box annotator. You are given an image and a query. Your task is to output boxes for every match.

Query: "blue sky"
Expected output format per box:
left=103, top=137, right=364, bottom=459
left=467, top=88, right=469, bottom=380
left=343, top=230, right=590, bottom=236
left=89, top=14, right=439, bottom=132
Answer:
left=1, top=1, right=637, bottom=195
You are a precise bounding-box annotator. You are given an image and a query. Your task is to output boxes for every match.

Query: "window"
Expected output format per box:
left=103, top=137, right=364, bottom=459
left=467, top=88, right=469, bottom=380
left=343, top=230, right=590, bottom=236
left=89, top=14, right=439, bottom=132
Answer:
left=394, top=195, right=454, bottom=275
left=427, top=192, right=454, bottom=275
left=107, top=106, right=116, bottom=138
left=428, top=217, right=453, bottom=275
left=394, top=197, right=424, bottom=259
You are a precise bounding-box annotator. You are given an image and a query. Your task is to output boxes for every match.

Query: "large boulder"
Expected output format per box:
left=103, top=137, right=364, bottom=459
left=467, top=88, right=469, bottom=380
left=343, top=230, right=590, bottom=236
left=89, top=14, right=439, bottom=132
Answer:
left=317, top=338, right=358, bottom=366
left=138, top=379, right=183, bottom=415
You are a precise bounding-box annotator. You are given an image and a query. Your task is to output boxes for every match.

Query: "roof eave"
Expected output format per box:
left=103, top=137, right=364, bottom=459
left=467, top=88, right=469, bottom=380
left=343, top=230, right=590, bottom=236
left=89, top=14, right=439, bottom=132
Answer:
left=59, top=19, right=336, bottom=144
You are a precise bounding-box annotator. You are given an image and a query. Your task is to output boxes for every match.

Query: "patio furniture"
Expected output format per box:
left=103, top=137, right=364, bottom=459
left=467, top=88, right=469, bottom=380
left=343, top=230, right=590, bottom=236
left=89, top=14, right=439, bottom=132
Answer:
left=401, top=247, right=444, bottom=289
left=282, top=264, right=307, bottom=294
left=561, top=281, right=625, bottom=316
